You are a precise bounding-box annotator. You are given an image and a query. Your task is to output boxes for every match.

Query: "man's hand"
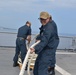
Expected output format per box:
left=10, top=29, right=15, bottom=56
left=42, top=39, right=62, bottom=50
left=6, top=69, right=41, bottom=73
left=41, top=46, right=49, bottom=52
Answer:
left=26, top=35, right=31, bottom=44
left=30, top=48, right=35, bottom=53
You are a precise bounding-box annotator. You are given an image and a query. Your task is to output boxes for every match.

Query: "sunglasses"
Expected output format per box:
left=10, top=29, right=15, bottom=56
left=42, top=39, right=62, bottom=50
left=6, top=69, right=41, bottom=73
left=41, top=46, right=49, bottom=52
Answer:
left=38, top=18, right=47, bottom=20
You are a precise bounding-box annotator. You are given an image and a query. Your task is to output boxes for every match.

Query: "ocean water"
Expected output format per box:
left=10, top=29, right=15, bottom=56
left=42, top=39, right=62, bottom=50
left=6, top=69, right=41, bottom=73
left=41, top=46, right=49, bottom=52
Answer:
left=0, top=29, right=76, bottom=49
left=0, top=32, right=36, bottom=47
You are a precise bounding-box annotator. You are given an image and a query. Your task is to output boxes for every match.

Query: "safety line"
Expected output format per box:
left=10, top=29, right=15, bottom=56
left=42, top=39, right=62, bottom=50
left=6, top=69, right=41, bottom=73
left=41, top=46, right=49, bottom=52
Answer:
left=56, top=52, right=76, bottom=54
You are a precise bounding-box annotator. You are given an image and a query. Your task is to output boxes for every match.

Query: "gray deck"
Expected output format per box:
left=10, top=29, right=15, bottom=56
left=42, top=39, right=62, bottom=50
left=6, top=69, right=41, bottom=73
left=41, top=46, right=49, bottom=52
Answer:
left=0, top=47, right=76, bottom=75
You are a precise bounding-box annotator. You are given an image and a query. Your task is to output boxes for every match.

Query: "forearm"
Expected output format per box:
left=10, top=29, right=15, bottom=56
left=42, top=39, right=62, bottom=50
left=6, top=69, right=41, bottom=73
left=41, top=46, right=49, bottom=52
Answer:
left=26, top=35, right=31, bottom=44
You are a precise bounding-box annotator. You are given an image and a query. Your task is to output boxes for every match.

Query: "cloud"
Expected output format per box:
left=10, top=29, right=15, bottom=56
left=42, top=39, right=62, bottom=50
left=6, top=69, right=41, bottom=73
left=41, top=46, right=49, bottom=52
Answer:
left=0, top=0, right=32, bottom=10
left=53, top=0, right=76, bottom=8
left=0, top=0, right=76, bottom=34
left=0, top=0, right=76, bottom=12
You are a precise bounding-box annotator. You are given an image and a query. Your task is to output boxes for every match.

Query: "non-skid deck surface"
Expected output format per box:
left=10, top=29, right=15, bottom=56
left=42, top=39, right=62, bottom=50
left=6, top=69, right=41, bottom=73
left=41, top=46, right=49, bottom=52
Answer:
left=0, top=47, right=76, bottom=75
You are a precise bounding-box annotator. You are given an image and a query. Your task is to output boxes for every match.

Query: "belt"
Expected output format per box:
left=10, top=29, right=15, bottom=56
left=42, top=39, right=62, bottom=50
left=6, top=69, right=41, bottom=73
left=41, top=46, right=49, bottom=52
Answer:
left=17, top=37, right=25, bottom=40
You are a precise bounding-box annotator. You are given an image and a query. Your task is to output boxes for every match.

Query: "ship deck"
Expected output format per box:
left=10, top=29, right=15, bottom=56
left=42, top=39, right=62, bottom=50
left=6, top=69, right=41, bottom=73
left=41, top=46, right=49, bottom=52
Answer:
left=0, top=47, right=76, bottom=75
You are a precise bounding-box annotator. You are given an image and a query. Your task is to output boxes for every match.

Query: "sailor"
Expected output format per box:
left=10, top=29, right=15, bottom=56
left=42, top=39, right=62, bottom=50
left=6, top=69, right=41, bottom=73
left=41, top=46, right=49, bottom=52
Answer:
left=30, top=11, right=59, bottom=75
left=13, top=21, right=31, bottom=67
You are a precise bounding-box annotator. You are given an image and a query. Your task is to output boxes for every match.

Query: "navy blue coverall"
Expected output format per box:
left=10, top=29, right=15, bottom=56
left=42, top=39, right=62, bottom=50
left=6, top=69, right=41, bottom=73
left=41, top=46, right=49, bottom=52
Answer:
left=33, top=20, right=59, bottom=75
left=13, top=25, right=31, bottom=63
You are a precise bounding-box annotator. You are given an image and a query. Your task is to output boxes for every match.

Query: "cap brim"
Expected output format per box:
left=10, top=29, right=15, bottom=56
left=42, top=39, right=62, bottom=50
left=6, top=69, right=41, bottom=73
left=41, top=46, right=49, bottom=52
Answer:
left=38, top=18, right=47, bottom=20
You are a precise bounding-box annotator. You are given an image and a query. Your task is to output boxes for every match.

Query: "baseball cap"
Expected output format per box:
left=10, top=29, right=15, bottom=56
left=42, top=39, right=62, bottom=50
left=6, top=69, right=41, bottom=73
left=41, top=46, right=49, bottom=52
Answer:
left=39, top=11, right=50, bottom=19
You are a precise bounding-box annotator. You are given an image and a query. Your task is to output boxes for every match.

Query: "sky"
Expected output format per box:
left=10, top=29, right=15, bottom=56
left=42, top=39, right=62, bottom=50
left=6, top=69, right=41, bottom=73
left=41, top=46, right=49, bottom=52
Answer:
left=0, top=0, right=76, bottom=35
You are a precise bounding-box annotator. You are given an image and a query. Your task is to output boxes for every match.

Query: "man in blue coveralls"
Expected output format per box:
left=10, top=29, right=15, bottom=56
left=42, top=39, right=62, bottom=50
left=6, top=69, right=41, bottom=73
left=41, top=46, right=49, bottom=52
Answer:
left=13, top=21, right=31, bottom=67
left=30, top=12, right=59, bottom=75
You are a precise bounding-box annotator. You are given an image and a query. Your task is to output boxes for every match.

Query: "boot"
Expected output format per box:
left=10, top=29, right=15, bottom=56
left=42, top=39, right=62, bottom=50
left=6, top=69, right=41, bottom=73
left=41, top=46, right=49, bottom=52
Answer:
left=48, top=67, right=55, bottom=75
left=13, top=62, right=19, bottom=67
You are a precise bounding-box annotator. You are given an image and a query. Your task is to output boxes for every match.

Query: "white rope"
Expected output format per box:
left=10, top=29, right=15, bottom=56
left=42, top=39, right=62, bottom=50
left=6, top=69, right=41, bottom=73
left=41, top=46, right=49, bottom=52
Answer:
left=18, top=34, right=39, bottom=67
left=19, top=41, right=40, bottom=75
left=27, top=52, right=35, bottom=75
